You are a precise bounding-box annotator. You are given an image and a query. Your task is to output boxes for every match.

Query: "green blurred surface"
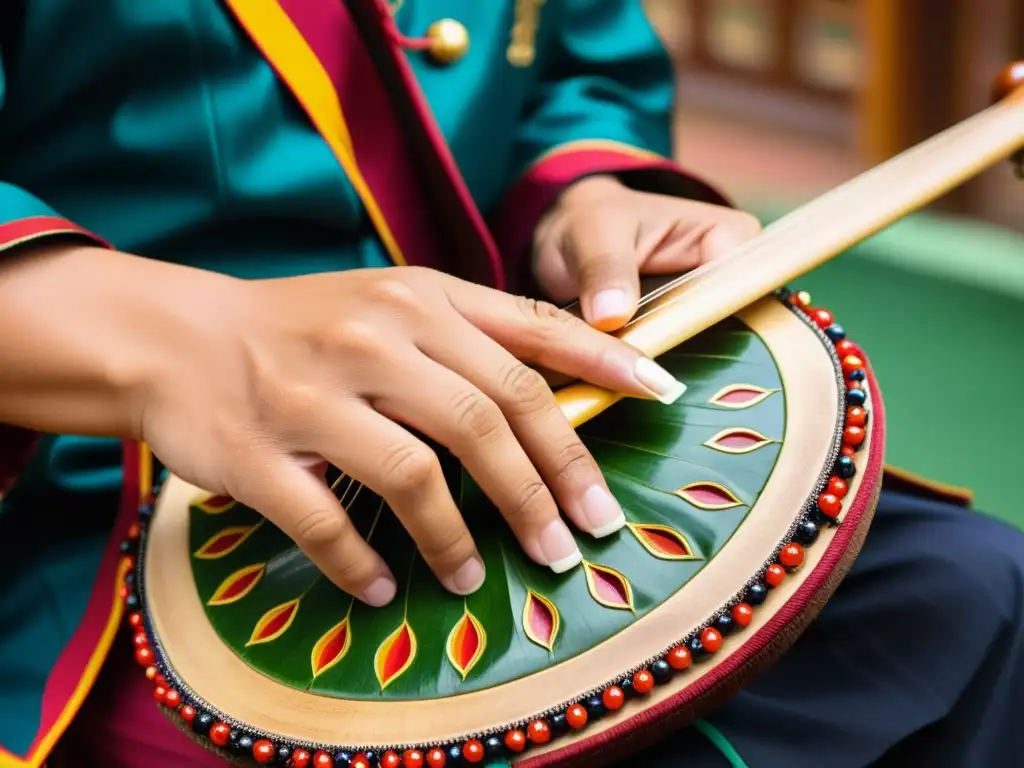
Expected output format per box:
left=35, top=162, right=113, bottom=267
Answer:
left=755, top=206, right=1024, bottom=527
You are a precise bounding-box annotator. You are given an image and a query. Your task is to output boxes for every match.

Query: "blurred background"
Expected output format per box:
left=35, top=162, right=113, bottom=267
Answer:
left=644, top=0, right=1024, bottom=526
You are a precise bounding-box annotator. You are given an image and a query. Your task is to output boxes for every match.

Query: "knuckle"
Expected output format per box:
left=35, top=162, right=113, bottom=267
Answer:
left=449, top=389, right=506, bottom=442
left=499, top=363, right=551, bottom=412
left=319, top=319, right=386, bottom=360
left=506, top=478, right=550, bottom=522
left=368, top=276, right=426, bottom=316
left=418, top=527, right=475, bottom=567
left=553, top=439, right=595, bottom=480
left=516, top=295, right=577, bottom=328
left=293, top=507, right=349, bottom=548
left=380, top=442, right=438, bottom=494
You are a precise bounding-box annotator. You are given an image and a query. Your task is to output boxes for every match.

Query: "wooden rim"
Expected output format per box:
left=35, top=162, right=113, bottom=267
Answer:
left=143, top=296, right=840, bottom=747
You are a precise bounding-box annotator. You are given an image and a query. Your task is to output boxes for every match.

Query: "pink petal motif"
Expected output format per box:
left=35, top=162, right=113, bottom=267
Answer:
left=193, top=493, right=237, bottom=515
left=674, top=482, right=743, bottom=511
left=246, top=599, right=300, bottom=646
left=703, top=428, right=775, bottom=455
left=311, top=617, right=352, bottom=679
left=193, top=521, right=264, bottom=560
left=708, top=384, right=777, bottom=409
left=628, top=523, right=699, bottom=561
left=207, top=563, right=265, bottom=606
left=582, top=562, right=634, bottom=612
left=522, top=591, right=560, bottom=651
left=374, top=621, right=417, bottom=691
left=446, top=607, right=486, bottom=680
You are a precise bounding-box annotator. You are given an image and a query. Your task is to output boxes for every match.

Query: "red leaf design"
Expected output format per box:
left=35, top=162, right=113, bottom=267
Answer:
left=193, top=521, right=263, bottom=560
left=247, top=599, right=300, bottom=646
left=446, top=607, right=486, bottom=680
left=207, top=563, right=265, bottom=606
left=674, top=482, right=743, bottom=510
left=628, top=523, right=699, bottom=561
left=522, top=591, right=560, bottom=651
left=374, top=621, right=417, bottom=690
left=703, top=428, right=775, bottom=455
left=194, top=493, right=237, bottom=515
left=708, top=384, right=776, bottom=409
left=583, top=562, right=634, bottom=612
left=310, top=617, right=352, bottom=679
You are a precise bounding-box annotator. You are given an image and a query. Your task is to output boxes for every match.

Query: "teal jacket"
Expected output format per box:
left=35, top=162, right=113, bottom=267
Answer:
left=0, top=0, right=725, bottom=764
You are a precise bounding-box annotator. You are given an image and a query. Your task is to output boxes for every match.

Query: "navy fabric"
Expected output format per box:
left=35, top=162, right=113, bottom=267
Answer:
left=632, top=490, right=1024, bottom=767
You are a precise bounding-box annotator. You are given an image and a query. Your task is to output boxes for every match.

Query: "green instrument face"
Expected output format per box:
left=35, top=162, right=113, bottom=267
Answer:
left=187, top=318, right=785, bottom=700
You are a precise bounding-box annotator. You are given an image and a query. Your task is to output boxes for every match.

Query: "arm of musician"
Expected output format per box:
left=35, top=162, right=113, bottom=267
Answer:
left=488, top=0, right=731, bottom=294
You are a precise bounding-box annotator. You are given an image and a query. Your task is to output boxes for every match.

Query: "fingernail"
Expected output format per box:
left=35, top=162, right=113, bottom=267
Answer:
left=590, top=289, right=630, bottom=323
left=539, top=519, right=583, bottom=574
left=450, top=557, right=486, bottom=595
left=580, top=485, right=626, bottom=538
left=362, top=576, right=397, bottom=607
left=634, top=358, right=687, bottom=405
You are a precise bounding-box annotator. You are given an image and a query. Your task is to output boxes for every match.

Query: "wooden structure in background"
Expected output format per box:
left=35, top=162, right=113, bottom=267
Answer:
left=646, top=0, right=1024, bottom=232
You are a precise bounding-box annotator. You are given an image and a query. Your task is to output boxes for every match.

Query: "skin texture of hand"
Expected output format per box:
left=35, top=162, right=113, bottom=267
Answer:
left=532, top=175, right=763, bottom=331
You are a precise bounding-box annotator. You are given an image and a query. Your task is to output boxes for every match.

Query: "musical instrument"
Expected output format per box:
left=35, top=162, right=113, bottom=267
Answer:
left=121, top=65, right=1024, bottom=768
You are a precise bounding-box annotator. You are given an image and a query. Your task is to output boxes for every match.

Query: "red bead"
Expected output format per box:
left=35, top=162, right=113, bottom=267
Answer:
left=134, top=646, right=154, bottom=667
left=209, top=722, right=231, bottom=746
left=731, top=602, right=754, bottom=627
left=462, top=739, right=485, bottom=764
left=291, top=749, right=312, bottom=768
left=128, top=522, right=141, bottom=540
left=779, top=542, right=805, bottom=569
left=312, top=751, right=334, bottom=768
left=844, top=426, right=865, bottom=448
left=144, top=666, right=157, bottom=680
left=602, top=685, right=625, bottom=710
left=181, top=706, right=196, bottom=725
left=632, top=669, right=655, bottom=694
left=505, top=730, right=527, bottom=752
left=667, top=645, right=692, bottom=670
left=122, top=554, right=135, bottom=571
left=163, top=689, right=181, bottom=709
left=789, top=290, right=811, bottom=308
left=818, top=493, right=842, bottom=519
left=827, top=476, right=849, bottom=499
left=381, top=751, right=402, bottom=768
left=425, top=748, right=446, bottom=768
left=128, top=612, right=144, bottom=630
left=842, top=445, right=857, bottom=457
left=566, top=703, right=588, bottom=729
left=846, top=406, right=867, bottom=427
left=835, top=339, right=857, bottom=358
left=765, top=564, right=786, bottom=587
left=154, top=673, right=168, bottom=688
left=119, top=585, right=130, bottom=600
left=132, top=631, right=149, bottom=648
left=402, top=749, right=424, bottom=768
left=152, top=685, right=167, bottom=705
left=809, top=308, right=833, bottom=329
left=527, top=720, right=551, bottom=744
left=700, top=627, right=723, bottom=653
left=253, top=739, right=275, bottom=765
left=351, top=755, right=370, bottom=768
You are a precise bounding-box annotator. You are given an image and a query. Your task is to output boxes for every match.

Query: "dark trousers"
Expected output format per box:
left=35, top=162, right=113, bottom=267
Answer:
left=635, top=490, right=1024, bottom=768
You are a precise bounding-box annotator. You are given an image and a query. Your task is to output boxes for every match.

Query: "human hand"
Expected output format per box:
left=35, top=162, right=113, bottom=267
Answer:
left=140, top=265, right=690, bottom=606
left=532, top=175, right=762, bottom=330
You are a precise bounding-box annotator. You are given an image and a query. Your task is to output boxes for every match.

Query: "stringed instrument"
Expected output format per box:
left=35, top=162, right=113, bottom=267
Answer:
left=122, top=64, right=1024, bottom=768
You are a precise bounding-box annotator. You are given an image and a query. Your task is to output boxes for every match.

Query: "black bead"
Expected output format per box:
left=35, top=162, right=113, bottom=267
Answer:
left=446, top=744, right=464, bottom=764
left=550, top=712, right=570, bottom=734
left=794, top=518, right=820, bottom=545
left=228, top=729, right=242, bottom=748
left=119, top=539, right=133, bottom=553
left=777, top=288, right=792, bottom=301
left=236, top=735, right=254, bottom=754
left=847, top=369, right=866, bottom=382
left=687, top=635, right=710, bottom=662
left=124, top=594, right=139, bottom=610
left=276, top=745, right=292, bottom=764
left=650, top=659, right=673, bottom=684
left=138, top=503, right=154, bottom=520
left=825, top=324, right=846, bottom=342
left=484, top=735, right=505, bottom=760
left=362, top=750, right=378, bottom=766
left=835, top=455, right=856, bottom=479
left=845, top=388, right=867, bottom=407
left=619, top=676, right=636, bottom=698
left=333, top=752, right=353, bottom=767
left=745, top=582, right=768, bottom=606
left=584, top=695, right=607, bottom=720
left=715, top=613, right=736, bottom=636
left=124, top=572, right=136, bottom=588
left=192, top=711, right=214, bottom=735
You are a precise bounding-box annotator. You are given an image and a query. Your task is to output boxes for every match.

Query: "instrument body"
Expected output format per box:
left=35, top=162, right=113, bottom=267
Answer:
left=129, top=292, right=883, bottom=766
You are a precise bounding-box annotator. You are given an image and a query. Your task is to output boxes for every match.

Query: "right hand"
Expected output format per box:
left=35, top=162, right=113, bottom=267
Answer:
left=17, top=251, right=687, bottom=606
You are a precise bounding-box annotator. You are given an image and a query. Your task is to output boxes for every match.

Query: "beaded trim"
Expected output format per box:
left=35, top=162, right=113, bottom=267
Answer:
left=117, top=290, right=872, bottom=768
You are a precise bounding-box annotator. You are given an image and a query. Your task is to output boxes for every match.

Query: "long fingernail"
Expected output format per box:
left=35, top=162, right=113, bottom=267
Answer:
left=634, top=358, right=687, bottom=405
left=590, top=289, right=630, bottom=324
left=450, top=557, right=486, bottom=595
left=539, top=519, right=583, bottom=573
left=362, top=576, right=397, bottom=607
left=580, top=485, right=626, bottom=538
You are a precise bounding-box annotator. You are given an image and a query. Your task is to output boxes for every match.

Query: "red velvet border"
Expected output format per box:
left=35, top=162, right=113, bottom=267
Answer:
left=515, top=351, right=887, bottom=767
left=0, top=216, right=109, bottom=253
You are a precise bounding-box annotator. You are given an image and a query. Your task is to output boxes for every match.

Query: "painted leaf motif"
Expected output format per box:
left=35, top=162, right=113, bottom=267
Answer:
left=582, top=562, right=634, bottom=612
left=247, top=599, right=300, bottom=647
left=674, top=482, right=744, bottom=510
left=708, top=384, right=776, bottom=409
left=207, top=563, right=265, bottom=606
left=193, top=521, right=263, bottom=559
left=522, top=590, right=560, bottom=651
left=310, top=617, right=352, bottom=679
left=703, top=428, right=775, bottom=455
left=445, top=607, right=486, bottom=680
left=374, top=620, right=417, bottom=690
left=628, top=523, right=699, bottom=561
left=194, top=493, right=237, bottom=515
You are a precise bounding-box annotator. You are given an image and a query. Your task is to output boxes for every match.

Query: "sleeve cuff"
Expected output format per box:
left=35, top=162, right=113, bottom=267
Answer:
left=0, top=215, right=111, bottom=254
left=488, top=140, right=731, bottom=293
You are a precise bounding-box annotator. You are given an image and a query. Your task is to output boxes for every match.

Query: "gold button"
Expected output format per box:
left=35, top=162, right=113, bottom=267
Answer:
left=426, top=18, right=470, bottom=65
